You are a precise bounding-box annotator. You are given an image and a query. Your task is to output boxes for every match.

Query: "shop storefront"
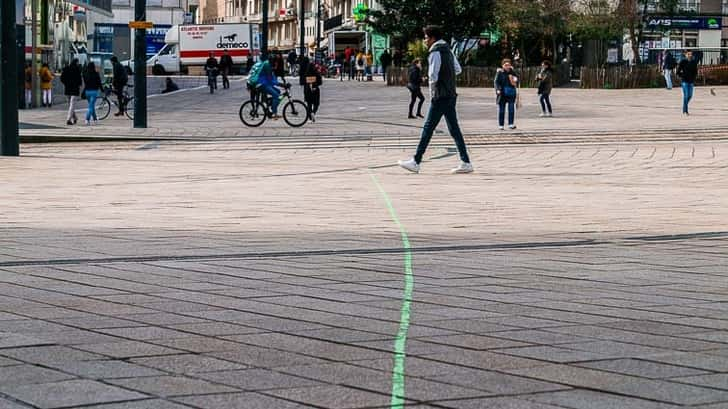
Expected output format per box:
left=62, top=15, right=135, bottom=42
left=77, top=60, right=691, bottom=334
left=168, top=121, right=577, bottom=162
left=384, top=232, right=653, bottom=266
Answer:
left=642, top=16, right=724, bottom=64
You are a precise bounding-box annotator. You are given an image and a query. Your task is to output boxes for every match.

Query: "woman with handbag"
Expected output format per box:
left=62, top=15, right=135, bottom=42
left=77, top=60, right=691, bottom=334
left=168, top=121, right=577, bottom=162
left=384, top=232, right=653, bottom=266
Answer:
left=407, top=59, right=425, bottom=119
left=300, top=57, right=322, bottom=122
left=494, top=59, right=519, bottom=130
left=537, top=60, right=553, bottom=117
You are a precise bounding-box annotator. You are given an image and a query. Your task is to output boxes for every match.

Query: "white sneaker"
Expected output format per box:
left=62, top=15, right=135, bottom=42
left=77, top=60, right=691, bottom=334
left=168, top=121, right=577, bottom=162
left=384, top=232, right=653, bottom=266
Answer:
left=498, top=126, right=504, bottom=130
left=84, top=120, right=90, bottom=126
left=546, top=112, right=553, bottom=117
left=451, top=161, right=474, bottom=174
left=398, top=158, right=420, bottom=173
left=509, top=125, right=517, bottom=130
left=539, top=112, right=547, bottom=117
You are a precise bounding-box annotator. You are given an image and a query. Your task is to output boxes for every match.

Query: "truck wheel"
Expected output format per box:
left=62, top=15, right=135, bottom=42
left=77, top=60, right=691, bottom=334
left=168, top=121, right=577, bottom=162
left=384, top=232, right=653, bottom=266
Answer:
left=152, top=64, right=166, bottom=75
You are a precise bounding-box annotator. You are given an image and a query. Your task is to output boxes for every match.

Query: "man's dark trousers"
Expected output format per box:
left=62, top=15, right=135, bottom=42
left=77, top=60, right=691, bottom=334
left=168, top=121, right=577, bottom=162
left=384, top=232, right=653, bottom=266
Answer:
left=414, top=96, right=470, bottom=164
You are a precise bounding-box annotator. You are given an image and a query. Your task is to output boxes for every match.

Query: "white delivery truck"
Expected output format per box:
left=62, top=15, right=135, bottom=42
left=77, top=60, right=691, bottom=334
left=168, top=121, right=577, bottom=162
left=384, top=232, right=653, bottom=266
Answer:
left=148, top=23, right=257, bottom=75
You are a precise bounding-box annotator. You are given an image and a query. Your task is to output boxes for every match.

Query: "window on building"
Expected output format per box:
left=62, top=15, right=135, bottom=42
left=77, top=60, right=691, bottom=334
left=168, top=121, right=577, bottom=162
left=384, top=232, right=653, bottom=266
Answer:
left=678, top=0, right=699, bottom=12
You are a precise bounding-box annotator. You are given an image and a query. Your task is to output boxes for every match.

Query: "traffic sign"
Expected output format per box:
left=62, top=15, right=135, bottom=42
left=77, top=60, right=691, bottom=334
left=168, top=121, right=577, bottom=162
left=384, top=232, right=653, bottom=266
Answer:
left=129, top=21, right=153, bottom=29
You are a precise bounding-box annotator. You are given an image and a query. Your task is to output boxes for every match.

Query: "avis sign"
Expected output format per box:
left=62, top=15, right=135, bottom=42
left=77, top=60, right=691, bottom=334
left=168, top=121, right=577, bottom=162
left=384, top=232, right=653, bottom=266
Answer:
left=647, top=17, right=722, bottom=30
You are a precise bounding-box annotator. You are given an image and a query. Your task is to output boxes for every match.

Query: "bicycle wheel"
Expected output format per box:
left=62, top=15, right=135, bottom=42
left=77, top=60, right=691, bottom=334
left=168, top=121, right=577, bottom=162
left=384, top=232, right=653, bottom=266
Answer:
left=239, top=100, right=267, bottom=127
left=95, top=97, right=111, bottom=120
left=125, top=97, right=135, bottom=120
left=282, top=99, right=309, bottom=127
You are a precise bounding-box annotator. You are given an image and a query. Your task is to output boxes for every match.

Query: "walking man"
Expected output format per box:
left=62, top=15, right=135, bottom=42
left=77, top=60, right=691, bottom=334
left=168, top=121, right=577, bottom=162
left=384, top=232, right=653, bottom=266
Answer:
left=110, top=56, right=128, bottom=116
left=380, top=49, right=392, bottom=82
left=677, top=49, right=698, bottom=116
left=398, top=25, right=473, bottom=174
left=60, top=58, right=82, bottom=125
left=219, top=49, right=234, bottom=89
left=662, top=50, right=676, bottom=90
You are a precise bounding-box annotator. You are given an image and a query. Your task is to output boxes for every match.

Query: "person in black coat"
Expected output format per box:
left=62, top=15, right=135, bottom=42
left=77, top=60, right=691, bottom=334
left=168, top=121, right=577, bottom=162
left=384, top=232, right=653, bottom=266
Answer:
left=677, top=49, right=699, bottom=115
left=82, top=61, right=103, bottom=125
left=61, top=58, right=83, bottom=125
left=494, top=58, right=519, bottom=130
left=111, top=56, right=129, bottom=116
left=407, top=59, right=425, bottom=119
left=300, top=57, right=322, bottom=121
left=219, top=49, right=234, bottom=89
left=380, top=50, right=392, bottom=82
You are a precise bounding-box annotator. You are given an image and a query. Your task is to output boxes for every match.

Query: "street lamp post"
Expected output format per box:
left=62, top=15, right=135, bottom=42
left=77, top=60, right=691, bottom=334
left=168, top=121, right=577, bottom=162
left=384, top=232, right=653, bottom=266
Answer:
left=1, top=0, right=20, bottom=156
left=315, top=0, right=320, bottom=61
left=133, top=0, right=147, bottom=128
left=299, top=0, right=305, bottom=57
left=261, top=0, right=268, bottom=57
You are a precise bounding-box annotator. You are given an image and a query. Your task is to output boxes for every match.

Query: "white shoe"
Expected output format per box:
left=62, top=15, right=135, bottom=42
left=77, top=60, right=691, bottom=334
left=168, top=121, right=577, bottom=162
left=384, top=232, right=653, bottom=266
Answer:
left=546, top=112, right=553, bottom=117
left=498, top=126, right=504, bottom=130
left=84, top=120, right=90, bottom=126
left=451, top=161, right=474, bottom=174
left=539, top=112, right=547, bottom=117
left=509, top=125, right=517, bottom=130
left=398, top=158, right=420, bottom=173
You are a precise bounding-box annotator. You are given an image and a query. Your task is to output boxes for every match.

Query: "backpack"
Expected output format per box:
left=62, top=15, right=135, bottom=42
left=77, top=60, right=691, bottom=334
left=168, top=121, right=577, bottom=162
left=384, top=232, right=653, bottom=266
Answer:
left=246, top=61, right=265, bottom=86
left=357, top=57, right=364, bottom=66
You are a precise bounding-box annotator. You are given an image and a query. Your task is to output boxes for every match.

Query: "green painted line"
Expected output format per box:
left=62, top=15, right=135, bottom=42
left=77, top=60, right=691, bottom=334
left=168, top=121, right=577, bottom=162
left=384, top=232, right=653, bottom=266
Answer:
left=369, top=172, right=414, bottom=409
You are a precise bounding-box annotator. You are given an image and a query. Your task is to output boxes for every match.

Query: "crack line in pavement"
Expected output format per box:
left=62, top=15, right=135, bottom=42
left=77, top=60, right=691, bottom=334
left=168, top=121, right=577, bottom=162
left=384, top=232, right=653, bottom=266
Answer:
left=368, top=171, right=413, bottom=409
left=0, top=240, right=606, bottom=268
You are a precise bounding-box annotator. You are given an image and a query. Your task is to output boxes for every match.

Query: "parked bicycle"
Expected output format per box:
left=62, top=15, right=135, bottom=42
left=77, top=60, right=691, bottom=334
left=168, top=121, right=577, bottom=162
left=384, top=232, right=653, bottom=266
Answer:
left=239, top=81, right=309, bottom=128
left=95, top=83, right=135, bottom=120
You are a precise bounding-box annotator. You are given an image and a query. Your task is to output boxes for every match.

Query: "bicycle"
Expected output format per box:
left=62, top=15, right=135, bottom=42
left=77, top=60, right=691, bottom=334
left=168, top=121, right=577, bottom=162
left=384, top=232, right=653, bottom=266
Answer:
left=239, top=81, right=309, bottom=128
left=95, top=83, right=135, bottom=121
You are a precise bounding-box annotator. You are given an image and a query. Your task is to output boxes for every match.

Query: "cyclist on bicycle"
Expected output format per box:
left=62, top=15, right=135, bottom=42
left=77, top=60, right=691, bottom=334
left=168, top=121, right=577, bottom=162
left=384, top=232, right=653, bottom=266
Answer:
left=247, top=55, right=281, bottom=119
left=110, top=56, right=128, bottom=117
left=205, top=52, right=219, bottom=90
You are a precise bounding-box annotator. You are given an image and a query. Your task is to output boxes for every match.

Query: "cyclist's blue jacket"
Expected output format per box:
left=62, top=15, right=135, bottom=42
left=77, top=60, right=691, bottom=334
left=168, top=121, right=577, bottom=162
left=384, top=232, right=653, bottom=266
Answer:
left=257, top=61, right=278, bottom=87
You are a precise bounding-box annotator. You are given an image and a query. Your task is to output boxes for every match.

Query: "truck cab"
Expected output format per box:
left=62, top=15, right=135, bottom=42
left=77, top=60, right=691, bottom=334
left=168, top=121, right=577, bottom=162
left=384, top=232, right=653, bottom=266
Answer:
left=148, top=26, right=181, bottom=75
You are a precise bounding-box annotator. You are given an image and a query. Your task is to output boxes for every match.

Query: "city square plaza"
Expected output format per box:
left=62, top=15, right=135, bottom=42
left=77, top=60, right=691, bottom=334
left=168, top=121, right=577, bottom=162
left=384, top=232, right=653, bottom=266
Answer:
left=2, top=79, right=728, bottom=408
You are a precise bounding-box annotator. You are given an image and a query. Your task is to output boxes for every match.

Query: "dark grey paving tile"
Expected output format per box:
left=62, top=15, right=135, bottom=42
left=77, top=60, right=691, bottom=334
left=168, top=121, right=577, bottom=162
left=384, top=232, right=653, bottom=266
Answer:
left=432, top=396, right=569, bottom=409
left=414, top=334, right=532, bottom=350
left=74, top=341, right=183, bottom=359
left=264, top=385, right=397, bottom=408
left=208, top=346, right=329, bottom=368
left=74, top=400, right=190, bottom=409
left=150, top=336, right=245, bottom=353
left=671, top=373, right=728, bottom=390
left=108, top=375, right=239, bottom=397
left=0, top=345, right=106, bottom=365
left=173, top=392, right=309, bottom=409
left=196, top=368, right=323, bottom=390
left=0, top=365, right=74, bottom=386
left=130, top=354, right=247, bottom=374
left=46, top=360, right=166, bottom=379
left=423, top=368, right=568, bottom=394
left=528, top=389, right=683, bottom=409
left=0, top=379, right=147, bottom=409
left=577, top=358, right=710, bottom=379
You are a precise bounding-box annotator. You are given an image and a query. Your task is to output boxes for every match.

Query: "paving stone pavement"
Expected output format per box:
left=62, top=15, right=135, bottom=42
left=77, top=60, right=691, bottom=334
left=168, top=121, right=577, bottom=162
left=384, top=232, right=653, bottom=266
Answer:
left=1, top=122, right=728, bottom=408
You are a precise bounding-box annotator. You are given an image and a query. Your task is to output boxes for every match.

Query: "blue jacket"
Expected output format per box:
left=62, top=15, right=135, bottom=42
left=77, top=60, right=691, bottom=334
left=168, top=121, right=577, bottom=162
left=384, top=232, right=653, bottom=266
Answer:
left=257, top=61, right=277, bottom=87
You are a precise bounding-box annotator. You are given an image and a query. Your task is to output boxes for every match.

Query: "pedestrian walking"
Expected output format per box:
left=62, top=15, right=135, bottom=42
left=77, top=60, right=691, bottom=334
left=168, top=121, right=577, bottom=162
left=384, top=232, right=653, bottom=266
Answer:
left=82, top=61, right=102, bottom=125
left=356, top=51, right=366, bottom=81
left=393, top=49, right=403, bottom=68
left=380, top=49, right=392, bottom=82
left=273, top=52, right=286, bottom=80
left=300, top=57, right=322, bottom=122
left=677, top=49, right=698, bottom=116
left=349, top=51, right=357, bottom=80
left=219, top=49, right=234, bottom=89
left=407, top=59, right=425, bottom=119
left=39, top=63, right=54, bottom=107
left=24, top=63, right=32, bottom=109
left=398, top=25, right=473, bottom=174
left=366, top=50, right=374, bottom=80
left=662, top=50, right=676, bottom=90
left=60, top=59, right=83, bottom=125
left=287, top=50, right=298, bottom=74
left=536, top=60, right=553, bottom=117
left=110, top=56, right=128, bottom=116
left=495, top=59, right=519, bottom=130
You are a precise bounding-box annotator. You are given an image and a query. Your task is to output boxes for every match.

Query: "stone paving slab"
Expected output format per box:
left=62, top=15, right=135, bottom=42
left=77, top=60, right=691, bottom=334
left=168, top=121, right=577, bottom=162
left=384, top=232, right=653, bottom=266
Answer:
left=1, top=139, right=728, bottom=408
